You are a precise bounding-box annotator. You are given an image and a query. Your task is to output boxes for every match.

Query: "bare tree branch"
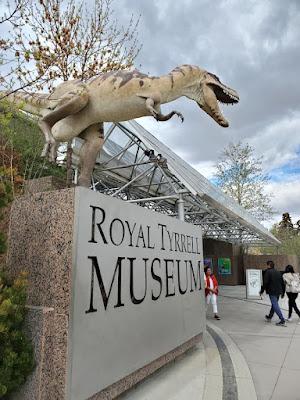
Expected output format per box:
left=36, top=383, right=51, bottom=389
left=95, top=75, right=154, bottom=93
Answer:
left=0, top=0, right=141, bottom=93
left=0, top=0, right=24, bottom=25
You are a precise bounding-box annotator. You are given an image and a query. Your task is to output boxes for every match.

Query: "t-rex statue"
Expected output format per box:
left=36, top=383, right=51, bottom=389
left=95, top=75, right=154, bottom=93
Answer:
left=3, top=65, right=239, bottom=187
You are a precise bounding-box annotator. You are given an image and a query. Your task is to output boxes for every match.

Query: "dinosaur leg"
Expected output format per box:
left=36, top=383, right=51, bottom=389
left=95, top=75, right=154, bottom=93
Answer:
left=145, top=98, right=184, bottom=122
left=78, top=123, right=104, bottom=188
left=38, top=119, right=57, bottom=160
left=40, top=87, right=89, bottom=162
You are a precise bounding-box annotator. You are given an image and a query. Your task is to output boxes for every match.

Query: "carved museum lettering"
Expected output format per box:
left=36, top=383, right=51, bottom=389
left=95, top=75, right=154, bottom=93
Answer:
left=85, top=256, right=202, bottom=312
left=84, top=204, right=202, bottom=314
left=88, top=205, right=201, bottom=254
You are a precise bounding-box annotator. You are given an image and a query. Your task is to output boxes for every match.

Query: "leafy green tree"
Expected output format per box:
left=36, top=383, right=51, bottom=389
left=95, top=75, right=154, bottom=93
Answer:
left=0, top=104, right=35, bottom=398
left=259, top=213, right=300, bottom=257
left=0, top=101, right=66, bottom=191
left=278, top=212, right=294, bottom=231
left=214, top=141, right=274, bottom=221
left=270, top=214, right=300, bottom=257
left=0, top=270, right=34, bottom=397
left=0, top=181, right=12, bottom=254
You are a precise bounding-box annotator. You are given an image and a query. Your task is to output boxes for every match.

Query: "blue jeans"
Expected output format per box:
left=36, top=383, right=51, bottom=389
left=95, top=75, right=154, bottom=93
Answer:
left=269, top=295, right=284, bottom=322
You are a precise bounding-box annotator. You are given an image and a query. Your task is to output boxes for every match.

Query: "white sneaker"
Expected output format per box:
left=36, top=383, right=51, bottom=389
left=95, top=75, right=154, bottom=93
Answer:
left=286, top=318, right=292, bottom=322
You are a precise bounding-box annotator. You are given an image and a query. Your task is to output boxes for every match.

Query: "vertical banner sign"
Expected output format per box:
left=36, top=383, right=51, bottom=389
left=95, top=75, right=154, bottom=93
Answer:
left=246, top=269, right=262, bottom=299
left=67, top=188, right=205, bottom=400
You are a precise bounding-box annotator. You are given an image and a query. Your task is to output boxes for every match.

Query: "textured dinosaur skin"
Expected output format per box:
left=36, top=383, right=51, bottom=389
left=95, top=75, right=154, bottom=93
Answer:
left=3, top=65, right=239, bottom=187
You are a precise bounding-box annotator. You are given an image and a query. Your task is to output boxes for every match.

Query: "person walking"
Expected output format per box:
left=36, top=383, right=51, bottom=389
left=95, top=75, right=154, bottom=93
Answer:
left=260, top=260, right=286, bottom=327
left=282, top=265, right=300, bottom=323
left=204, top=266, right=220, bottom=320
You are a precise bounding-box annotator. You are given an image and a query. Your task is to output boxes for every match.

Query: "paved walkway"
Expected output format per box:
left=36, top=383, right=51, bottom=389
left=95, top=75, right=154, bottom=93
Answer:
left=218, top=286, right=300, bottom=400
left=118, top=286, right=300, bottom=400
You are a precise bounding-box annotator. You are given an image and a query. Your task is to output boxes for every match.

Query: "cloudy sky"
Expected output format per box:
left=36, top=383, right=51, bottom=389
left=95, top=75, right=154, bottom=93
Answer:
left=112, top=0, right=300, bottom=228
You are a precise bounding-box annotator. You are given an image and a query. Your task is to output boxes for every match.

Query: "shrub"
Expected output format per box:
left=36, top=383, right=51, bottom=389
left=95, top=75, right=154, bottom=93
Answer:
left=0, top=101, right=66, bottom=187
left=0, top=181, right=12, bottom=255
left=0, top=270, right=35, bottom=397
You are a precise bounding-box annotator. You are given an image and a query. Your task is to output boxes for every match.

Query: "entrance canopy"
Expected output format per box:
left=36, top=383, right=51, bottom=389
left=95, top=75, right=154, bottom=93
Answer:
left=73, top=120, right=279, bottom=246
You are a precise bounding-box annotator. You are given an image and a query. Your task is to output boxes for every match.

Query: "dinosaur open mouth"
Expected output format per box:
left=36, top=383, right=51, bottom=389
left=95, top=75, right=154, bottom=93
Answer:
left=198, top=83, right=239, bottom=127
left=210, top=83, right=239, bottom=105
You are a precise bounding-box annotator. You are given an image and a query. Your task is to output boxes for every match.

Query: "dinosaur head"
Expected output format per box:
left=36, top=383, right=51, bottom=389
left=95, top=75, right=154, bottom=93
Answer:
left=196, top=71, right=239, bottom=127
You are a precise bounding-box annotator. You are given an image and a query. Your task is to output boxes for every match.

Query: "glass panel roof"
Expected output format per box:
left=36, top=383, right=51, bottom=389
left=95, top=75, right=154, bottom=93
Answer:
left=72, top=120, right=279, bottom=246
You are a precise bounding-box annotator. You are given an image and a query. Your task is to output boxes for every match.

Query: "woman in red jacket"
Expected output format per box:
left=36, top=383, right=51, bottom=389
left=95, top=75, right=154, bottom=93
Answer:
left=204, top=266, right=220, bottom=320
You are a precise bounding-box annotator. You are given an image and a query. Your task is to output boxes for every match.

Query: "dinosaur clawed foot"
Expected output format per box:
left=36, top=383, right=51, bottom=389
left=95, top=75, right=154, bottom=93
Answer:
left=174, top=111, right=184, bottom=122
left=151, top=109, right=184, bottom=123
left=38, top=119, right=58, bottom=163
left=150, top=109, right=158, bottom=120
left=40, top=141, right=58, bottom=163
left=41, top=142, right=50, bottom=159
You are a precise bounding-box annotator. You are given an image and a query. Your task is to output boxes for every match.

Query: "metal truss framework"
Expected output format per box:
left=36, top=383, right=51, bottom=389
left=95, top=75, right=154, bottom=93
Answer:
left=72, top=121, right=279, bottom=247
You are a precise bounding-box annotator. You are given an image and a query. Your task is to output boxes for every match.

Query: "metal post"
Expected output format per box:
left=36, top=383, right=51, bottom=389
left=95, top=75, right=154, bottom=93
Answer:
left=74, top=168, right=78, bottom=185
left=127, top=194, right=179, bottom=203
left=177, top=193, right=185, bottom=221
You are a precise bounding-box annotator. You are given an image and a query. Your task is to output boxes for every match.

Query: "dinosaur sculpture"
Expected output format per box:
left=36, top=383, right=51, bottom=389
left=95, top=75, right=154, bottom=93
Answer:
left=3, top=65, right=239, bottom=187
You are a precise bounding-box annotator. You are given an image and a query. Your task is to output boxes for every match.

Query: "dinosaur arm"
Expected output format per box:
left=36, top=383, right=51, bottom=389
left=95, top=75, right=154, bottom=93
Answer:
left=137, top=92, right=184, bottom=123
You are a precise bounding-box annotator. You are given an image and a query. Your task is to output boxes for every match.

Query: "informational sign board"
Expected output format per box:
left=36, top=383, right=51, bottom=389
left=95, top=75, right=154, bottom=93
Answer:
left=218, top=257, right=231, bottom=275
left=67, top=188, right=205, bottom=400
left=246, top=269, right=262, bottom=299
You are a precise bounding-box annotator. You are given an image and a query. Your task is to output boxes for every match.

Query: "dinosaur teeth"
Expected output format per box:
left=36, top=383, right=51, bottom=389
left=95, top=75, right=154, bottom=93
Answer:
left=221, top=88, right=238, bottom=102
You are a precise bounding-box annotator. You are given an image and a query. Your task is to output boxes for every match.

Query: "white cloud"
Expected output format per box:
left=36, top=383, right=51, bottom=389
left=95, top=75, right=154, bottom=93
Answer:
left=248, top=112, right=300, bottom=172
left=192, top=161, right=216, bottom=180
left=263, top=176, right=300, bottom=228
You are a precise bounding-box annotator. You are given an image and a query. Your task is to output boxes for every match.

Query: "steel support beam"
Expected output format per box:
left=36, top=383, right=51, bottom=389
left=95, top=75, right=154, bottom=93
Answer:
left=177, top=193, right=185, bottom=222
left=127, top=194, right=179, bottom=203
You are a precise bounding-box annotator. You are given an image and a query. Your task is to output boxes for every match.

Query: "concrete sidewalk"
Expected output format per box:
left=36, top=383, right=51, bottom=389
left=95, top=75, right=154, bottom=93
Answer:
left=119, top=320, right=256, bottom=400
left=217, top=285, right=300, bottom=400
left=118, top=285, right=300, bottom=400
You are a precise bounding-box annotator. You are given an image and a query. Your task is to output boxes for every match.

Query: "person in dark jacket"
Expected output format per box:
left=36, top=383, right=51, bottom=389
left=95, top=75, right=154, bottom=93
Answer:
left=260, top=260, right=286, bottom=327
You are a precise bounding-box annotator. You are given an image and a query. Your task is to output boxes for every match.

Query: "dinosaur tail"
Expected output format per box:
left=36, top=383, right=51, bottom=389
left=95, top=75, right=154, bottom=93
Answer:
left=0, top=90, right=50, bottom=116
